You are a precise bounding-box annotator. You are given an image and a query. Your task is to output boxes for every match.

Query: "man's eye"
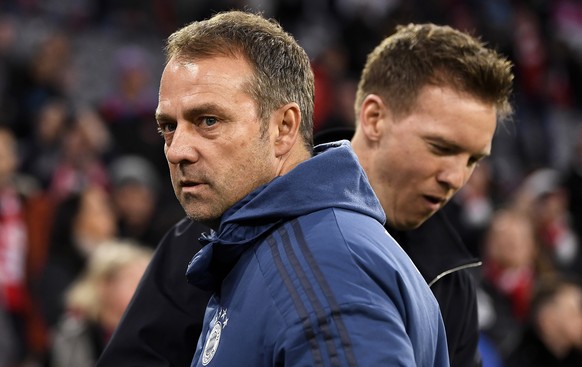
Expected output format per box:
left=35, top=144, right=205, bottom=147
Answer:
left=202, top=116, right=218, bottom=127
left=468, top=156, right=486, bottom=168
left=430, top=144, right=451, bottom=155
left=157, top=123, right=176, bottom=136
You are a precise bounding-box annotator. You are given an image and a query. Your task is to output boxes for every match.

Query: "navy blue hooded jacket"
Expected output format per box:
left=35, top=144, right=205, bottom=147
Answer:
left=186, top=141, right=449, bottom=366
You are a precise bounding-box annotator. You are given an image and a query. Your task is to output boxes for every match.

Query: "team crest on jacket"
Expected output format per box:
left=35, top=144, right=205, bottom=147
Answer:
left=202, top=307, right=229, bottom=365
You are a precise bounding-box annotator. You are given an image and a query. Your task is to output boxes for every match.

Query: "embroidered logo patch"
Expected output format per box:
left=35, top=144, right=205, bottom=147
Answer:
left=202, top=307, right=228, bottom=365
left=202, top=322, right=222, bottom=365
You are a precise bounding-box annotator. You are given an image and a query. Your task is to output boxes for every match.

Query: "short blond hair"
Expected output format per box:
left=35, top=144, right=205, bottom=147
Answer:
left=65, top=240, right=152, bottom=322
left=165, top=10, right=315, bottom=150
left=355, top=23, right=514, bottom=122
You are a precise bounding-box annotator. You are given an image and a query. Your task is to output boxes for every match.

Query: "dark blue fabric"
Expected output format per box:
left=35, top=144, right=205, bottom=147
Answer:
left=186, top=142, right=449, bottom=367
left=186, top=141, right=384, bottom=291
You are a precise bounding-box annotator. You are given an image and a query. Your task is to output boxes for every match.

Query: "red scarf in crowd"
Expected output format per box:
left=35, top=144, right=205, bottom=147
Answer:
left=485, top=261, right=535, bottom=321
left=0, top=187, right=28, bottom=312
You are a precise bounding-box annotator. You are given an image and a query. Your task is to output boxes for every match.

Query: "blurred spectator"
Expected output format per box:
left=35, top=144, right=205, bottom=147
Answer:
left=76, top=104, right=113, bottom=160
left=505, top=275, right=582, bottom=367
left=50, top=240, right=152, bottom=367
left=98, top=44, right=164, bottom=176
left=0, top=126, right=52, bottom=366
left=312, top=66, right=357, bottom=133
left=0, top=126, right=31, bottom=365
left=48, top=111, right=110, bottom=201
left=11, top=30, right=73, bottom=140
left=20, top=98, right=71, bottom=189
left=478, top=208, right=554, bottom=360
left=98, top=45, right=157, bottom=125
left=36, top=185, right=118, bottom=330
left=519, top=168, right=582, bottom=277
left=109, top=155, right=176, bottom=248
left=310, top=42, right=355, bottom=133
left=0, top=14, right=24, bottom=132
left=446, top=160, right=496, bottom=257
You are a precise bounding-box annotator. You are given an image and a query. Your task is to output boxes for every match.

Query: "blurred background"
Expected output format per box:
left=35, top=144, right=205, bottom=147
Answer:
left=1, top=0, right=582, bottom=366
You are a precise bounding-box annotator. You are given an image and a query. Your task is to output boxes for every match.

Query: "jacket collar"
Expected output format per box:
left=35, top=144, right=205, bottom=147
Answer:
left=387, top=210, right=481, bottom=287
left=316, top=128, right=481, bottom=285
left=186, top=141, right=385, bottom=291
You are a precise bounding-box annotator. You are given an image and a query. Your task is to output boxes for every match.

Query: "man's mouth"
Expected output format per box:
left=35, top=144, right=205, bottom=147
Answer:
left=179, top=179, right=206, bottom=193
left=180, top=180, right=200, bottom=187
left=423, top=194, right=446, bottom=209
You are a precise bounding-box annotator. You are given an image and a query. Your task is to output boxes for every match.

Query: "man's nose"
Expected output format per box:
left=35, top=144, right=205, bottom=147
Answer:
left=165, top=125, right=199, bottom=164
left=436, top=160, right=470, bottom=192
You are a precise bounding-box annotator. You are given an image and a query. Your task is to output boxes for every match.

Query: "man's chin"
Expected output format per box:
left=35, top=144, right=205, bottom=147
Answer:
left=185, top=211, right=221, bottom=230
left=388, top=215, right=431, bottom=231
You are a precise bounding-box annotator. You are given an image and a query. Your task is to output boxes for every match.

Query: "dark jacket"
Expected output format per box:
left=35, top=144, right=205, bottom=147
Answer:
left=99, top=142, right=449, bottom=366
left=100, top=133, right=482, bottom=366
left=186, top=141, right=448, bottom=366
left=388, top=211, right=482, bottom=367
left=97, top=218, right=211, bottom=367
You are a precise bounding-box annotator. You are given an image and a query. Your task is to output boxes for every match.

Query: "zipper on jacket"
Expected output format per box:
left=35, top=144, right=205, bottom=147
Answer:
left=428, top=261, right=482, bottom=288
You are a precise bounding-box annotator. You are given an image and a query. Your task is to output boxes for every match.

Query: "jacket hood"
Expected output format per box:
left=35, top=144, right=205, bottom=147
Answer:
left=217, top=140, right=384, bottom=242
left=187, top=140, right=385, bottom=290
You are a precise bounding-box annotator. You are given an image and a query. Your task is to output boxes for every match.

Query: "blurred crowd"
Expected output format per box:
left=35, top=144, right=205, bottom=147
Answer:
left=1, top=0, right=582, bottom=366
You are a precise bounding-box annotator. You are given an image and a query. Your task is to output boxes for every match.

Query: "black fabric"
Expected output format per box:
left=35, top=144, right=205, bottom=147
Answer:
left=389, top=210, right=480, bottom=286
left=313, top=127, right=355, bottom=145
left=388, top=211, right=482, bottom=367
left=97, top=218, right=211, bottom=367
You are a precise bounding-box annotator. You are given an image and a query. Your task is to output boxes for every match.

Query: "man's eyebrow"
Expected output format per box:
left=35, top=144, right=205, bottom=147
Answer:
left=155, top=103, right=230, bottom=122
left=154, top=111, right=172, bottom=122
left=429, top=136, right=490, bottom=159
left=185, top=104, right=229, bottom=119
left=428, top=136, right=460, bottom=149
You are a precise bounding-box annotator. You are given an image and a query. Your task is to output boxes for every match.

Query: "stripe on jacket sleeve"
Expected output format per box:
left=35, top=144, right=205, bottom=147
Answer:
left=267, top=235, right=324, bottom=366
left=278, top=225, right=341, bottom=366
left=291, top=219, right=358, bottom=367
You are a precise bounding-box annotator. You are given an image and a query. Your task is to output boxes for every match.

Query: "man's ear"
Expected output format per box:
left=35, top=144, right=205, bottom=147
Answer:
left=359, top=94, right=388, bottom=142
left=274, top=102, right=301, bottom=157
